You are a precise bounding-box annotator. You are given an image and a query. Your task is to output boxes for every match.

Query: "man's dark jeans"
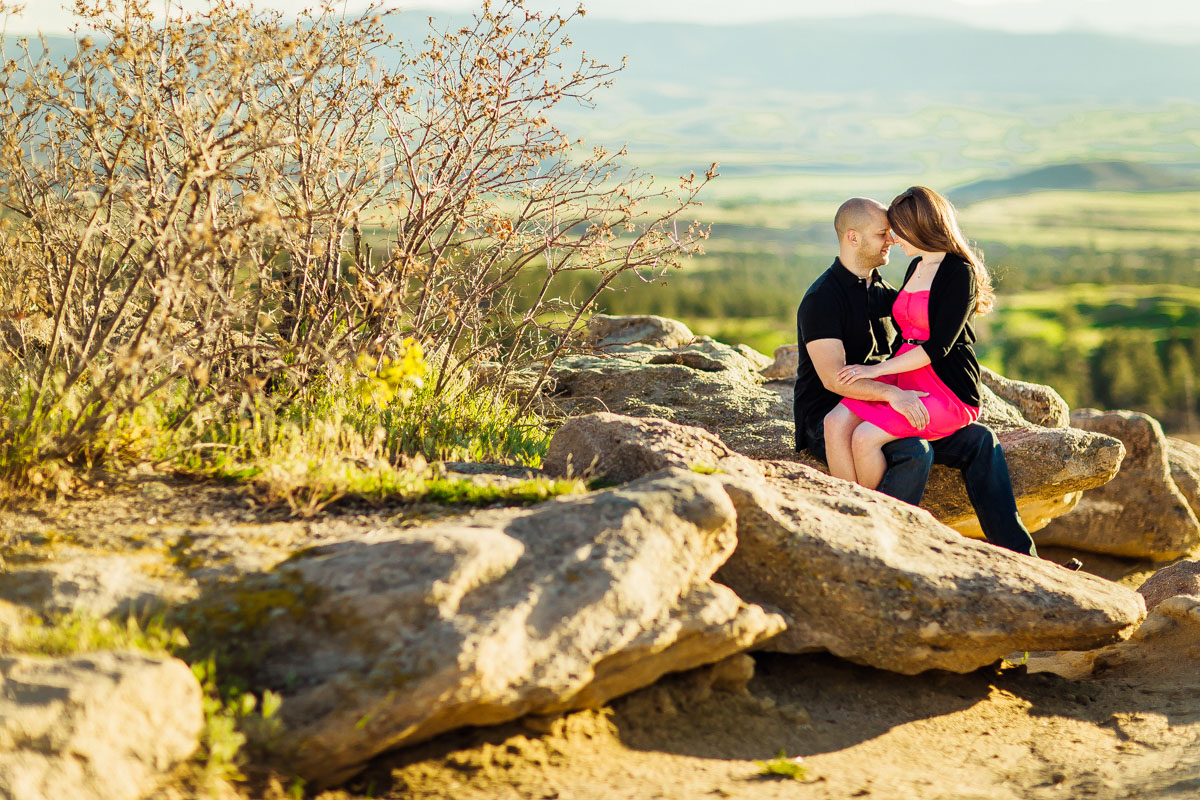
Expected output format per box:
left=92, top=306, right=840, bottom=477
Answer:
left=804, top=420, right=1038, bottom=557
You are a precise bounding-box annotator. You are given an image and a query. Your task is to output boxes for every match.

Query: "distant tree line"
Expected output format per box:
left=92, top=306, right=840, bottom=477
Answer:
left=555, top=243, right=1200, bottom=322
left=996, top=329, right=1200, bottom=431
left=985, top=244, right=1200, bottom=292
left=519, top=240, right=1200, bottom=431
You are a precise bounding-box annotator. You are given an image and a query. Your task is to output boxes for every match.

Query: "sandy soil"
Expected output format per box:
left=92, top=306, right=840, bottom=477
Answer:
left=318, top=643, right=1200, bottom=800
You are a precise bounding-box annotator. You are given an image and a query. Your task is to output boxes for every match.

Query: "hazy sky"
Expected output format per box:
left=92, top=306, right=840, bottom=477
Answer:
left=7, top=0, right=1200, bottom=41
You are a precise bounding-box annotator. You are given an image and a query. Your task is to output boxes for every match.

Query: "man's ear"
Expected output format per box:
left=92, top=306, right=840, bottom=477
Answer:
left=845, top=229, right=859, bottom=247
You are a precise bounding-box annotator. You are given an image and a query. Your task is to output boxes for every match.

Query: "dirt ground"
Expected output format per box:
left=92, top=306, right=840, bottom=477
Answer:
left=4, top=476, right=1200, bottom=800
left=319, top=548, right=1200, bottom=800
left=322, top=643, right=1200, bottom=800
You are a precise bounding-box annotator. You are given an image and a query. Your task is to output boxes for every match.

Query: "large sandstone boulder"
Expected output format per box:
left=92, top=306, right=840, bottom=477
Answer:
left=0, top=651, right=203, bottom=800
left=179, top=471, right=784, bottom=788
left=760, top=344, right=799, bottom=381
left=1137, top=559, right=1200, bottom=612
left=544, top=412, right=1146, bottom=674
left=584, top=313, right=694, bottom=349
left=1034, top=410, right=1200, bottom=560
left=979, top=366, right=1070, bottom=428
left=1166, top=437, right=1200, bottom=521
left=717, top=471, right=1145, bottom=673
left=548, top=319, right=1124, bottom=534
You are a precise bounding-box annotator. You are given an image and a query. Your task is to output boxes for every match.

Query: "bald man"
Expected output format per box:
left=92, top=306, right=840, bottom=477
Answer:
left=794, top=197, right=1038, bottom=556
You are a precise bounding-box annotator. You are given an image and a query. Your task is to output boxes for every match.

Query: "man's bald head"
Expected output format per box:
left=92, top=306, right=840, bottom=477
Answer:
left=834, top=197, right=894, bottom=272
left=834, top=197, right=887, bottom=242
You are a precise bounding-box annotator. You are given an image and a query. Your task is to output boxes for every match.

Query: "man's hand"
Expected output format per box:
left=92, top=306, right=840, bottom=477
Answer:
left=887, top=388, right=930, bottom=429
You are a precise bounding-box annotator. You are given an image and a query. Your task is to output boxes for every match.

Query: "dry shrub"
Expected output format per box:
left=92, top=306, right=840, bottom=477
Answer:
left=0, top=0, right=710, bottom=480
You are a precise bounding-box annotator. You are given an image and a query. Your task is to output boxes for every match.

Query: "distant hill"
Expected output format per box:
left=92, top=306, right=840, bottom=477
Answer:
left=17, top=16, right=1200, bottom=104
left=949, top=161, right=1200, bottom=205
left=15, top=17, right=1200, bottom=180
left=392, top=14, right=1200, bottom=104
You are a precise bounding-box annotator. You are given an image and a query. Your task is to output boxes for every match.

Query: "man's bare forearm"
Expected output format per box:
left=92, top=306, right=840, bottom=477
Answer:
left=825, top=377, right=896, bottom=403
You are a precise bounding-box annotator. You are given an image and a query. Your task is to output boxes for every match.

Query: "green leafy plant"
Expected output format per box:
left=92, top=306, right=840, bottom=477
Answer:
left=190, top=656, right=286, bottom=787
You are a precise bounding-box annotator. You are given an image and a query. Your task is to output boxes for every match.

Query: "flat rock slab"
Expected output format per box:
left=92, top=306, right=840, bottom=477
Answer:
left=714, top=472, right=1146, bottom=674
left=1035, top=410, right=1200, bottom=560
left=0, top=554, right=189, bottom=619
left=544, top=412, right=759, bottom=482
left=0, top=650, right=202, bottom=800
left=179, top=471, right=784, bottom=788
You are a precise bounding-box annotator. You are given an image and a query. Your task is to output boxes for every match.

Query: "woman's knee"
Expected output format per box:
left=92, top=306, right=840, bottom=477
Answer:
left=824, top=405, right=857, bottom=437
left=852, top=423, right=892, bottom=454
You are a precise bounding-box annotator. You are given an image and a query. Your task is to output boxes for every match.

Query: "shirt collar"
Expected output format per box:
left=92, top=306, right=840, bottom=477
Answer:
left=831, top=257, right=882, bottom=288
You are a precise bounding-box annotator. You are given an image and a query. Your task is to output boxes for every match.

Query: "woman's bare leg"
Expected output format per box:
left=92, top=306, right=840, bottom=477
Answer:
left=851, top=422, right=902, bottom=490
left=824, top=404, right=864, bottom=483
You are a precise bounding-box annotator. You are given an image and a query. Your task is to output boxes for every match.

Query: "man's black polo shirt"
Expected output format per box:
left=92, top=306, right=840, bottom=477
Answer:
left=794, top=258, right=899, bottom=451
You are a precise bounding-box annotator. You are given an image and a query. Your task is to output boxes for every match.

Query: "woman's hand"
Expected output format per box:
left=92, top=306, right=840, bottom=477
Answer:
left=837, top=362, right=882, bottom=384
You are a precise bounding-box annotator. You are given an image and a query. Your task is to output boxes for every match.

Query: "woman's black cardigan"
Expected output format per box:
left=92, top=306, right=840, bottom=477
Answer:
left=898, top=252, right=981, bottom=407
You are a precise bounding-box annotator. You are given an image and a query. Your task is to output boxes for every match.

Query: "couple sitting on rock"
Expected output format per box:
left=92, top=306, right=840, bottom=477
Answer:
left=794, top=186, right=1040, bottom=558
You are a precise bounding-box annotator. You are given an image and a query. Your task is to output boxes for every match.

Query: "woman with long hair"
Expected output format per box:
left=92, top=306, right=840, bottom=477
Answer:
left=822, top=185, right=994, bottom=489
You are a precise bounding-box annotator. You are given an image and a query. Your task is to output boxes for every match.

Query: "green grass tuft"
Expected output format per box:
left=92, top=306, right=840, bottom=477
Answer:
left=755, top=750, right=815, bottom=782
left=418, top=476, right=585, bottom=506
left=0, top=612, right=188, bottom=656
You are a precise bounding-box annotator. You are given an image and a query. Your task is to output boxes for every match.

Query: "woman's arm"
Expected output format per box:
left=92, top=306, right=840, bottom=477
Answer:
left=837, top=345, right=931, bottom=384
left=923, top=257, right=976, bottom=360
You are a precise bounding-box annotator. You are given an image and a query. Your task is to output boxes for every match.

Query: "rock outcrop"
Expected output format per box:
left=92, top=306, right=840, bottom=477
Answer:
left=545, top=412, right=1147, bottom=674
left=718, top=472, right=1145, bottom=673
left=0, top=651, right=202, bottom=800
left=1034, top=410, right=1200, bottom=560
left=180, top=471, right=785, bottom=788
left=549, top=320, right=1125, bottom=534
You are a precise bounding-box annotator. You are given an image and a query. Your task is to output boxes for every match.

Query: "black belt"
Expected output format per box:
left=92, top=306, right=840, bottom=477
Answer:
left=902, top=338, right=926, bottom=345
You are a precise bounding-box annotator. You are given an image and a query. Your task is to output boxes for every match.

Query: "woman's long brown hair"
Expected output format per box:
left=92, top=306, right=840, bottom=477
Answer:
left=887, top=186, right=994, bottom=315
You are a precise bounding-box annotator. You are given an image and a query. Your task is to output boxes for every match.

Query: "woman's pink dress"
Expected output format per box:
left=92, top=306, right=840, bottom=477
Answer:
left=839, top=289, right=980, bottom=440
